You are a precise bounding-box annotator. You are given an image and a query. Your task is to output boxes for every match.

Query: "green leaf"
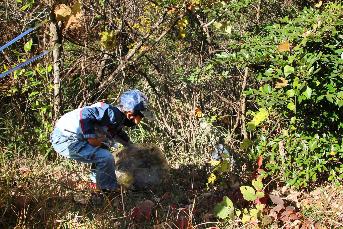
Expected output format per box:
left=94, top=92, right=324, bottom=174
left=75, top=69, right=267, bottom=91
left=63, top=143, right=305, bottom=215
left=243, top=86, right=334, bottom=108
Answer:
left=240, top=186, right=257, bottom=201
left=256, top=203, right=265, bottom=211
left=242, top=213, right=251, bottom=224
left=303, top=87, right=312, bottom=99
left=286, top=89, right=295, bottom=97
left=47, top=64, right=53, bottom=73
left=284, top=65, right=294, bottom=77
left=252, top=179, right=263, bottom=191
left=287, top=102, right=296, bottom=111
left=337, top=99, right=343, bottom=107
left=241, top=138, right=252, bottom=150
left=256, top=191, right=265, bottom=198
left=223, top=196, right=234, bottom=208
left=213, top=22, right=222, bottom=29
left=326, top=94, right=334, bottom=103
left=262, top=84, right=272, bottom=94
left=214, top=196, right=234, bottom=219
left=24, top=39, right=33, bottom=52
left=247, top=122, right=256, bottom=131
left=207, top=173, right=216, bottom=184
left=293, top=77, right=300, bottom=88
left=216, top=160, right=231, bottom=173
left=264, top=68, right=273, bottom=77
left=250, top=208, right=259, bottom=219
left=248, top=108, right=269, bottom=130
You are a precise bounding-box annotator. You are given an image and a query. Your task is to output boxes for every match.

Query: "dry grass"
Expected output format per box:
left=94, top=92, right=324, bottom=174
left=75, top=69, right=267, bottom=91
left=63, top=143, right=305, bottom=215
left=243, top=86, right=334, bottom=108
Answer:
left=1, top=153, right=342, bottom=228
left=300, top=184, right=343, bottom=228
left=0, top=154, right=219, bottom=228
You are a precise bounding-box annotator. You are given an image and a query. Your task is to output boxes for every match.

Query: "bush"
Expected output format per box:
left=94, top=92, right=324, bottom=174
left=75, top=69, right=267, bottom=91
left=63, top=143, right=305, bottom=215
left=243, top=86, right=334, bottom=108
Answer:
left=214, top=2, right=343, bottom=188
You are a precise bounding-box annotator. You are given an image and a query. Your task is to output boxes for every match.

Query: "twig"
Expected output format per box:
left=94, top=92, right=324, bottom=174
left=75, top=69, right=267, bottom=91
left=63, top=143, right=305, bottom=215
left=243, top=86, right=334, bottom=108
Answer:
left=241, top=67, right=248, bottom=139
left=194, top=222, right=220, bottom=228
left=225, top=67, right=249, bottom=143
left=120, top=186, right=126, bottom=216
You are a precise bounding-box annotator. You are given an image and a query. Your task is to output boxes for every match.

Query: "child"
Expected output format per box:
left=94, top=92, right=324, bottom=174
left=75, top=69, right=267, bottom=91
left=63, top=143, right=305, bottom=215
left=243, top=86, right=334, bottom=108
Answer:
left=50, top=89, right=149, bottom=193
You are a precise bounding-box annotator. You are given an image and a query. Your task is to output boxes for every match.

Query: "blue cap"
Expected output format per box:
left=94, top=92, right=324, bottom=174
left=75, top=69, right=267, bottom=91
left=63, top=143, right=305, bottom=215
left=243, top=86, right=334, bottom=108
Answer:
left=119, top=89, right=151, bottom=118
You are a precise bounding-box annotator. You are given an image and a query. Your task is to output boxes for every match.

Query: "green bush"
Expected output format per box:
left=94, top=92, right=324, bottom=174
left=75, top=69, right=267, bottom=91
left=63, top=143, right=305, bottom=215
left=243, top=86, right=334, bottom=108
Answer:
left=214, top=2, right=343, bottom=187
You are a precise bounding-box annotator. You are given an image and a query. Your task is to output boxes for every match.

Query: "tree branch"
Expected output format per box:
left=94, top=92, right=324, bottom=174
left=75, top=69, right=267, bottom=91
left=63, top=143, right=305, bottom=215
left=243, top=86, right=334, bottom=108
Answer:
left=78, top=10, right=185, bottom=106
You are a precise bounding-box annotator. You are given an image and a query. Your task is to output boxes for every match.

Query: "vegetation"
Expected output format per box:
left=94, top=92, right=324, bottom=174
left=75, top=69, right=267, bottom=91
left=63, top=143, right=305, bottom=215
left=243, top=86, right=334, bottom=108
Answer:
left=0, top=0, right=342, bottom=228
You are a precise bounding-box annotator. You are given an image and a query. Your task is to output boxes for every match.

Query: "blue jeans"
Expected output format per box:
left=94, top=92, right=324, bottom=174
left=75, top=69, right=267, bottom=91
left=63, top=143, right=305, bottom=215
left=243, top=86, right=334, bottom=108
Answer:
left=50, top=128, right=117, bottom=190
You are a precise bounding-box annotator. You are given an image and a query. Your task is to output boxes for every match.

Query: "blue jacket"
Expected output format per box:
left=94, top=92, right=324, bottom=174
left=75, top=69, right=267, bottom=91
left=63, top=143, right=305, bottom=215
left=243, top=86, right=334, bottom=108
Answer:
left=55, top=102, right=130, bottom=142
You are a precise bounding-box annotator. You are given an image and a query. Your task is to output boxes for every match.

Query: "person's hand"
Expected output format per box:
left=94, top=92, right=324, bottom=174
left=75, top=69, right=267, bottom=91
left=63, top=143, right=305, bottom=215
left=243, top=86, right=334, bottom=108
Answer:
left=87, top=138, right=103, bottom=147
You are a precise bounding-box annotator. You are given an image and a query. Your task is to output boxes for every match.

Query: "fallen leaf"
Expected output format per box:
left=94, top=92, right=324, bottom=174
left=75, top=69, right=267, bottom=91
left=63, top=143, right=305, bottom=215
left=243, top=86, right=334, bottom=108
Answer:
left=18, top=166, right=31, bottom=176
left=269, top=194, right=284, bottom=206
left=271, top=204, right=284, bottom=214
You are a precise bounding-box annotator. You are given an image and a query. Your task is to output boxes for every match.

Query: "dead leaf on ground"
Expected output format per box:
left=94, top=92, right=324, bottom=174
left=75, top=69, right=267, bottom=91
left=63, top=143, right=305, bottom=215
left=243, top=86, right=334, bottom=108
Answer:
left=18, top=166, right=31, bottom=176
left=269, top=194, right=284, bottom=206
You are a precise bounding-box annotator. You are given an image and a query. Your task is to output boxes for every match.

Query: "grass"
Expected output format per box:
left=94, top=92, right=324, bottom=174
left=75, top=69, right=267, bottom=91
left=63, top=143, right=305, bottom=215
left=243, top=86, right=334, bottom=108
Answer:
left=0, top=151, right=342, bottom=228
left=0, top=154, right=221, bottom=228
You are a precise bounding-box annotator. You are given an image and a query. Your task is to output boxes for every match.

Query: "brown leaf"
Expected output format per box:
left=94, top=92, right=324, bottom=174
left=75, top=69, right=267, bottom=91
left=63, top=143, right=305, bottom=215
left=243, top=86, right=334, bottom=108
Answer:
left=167, top=7, right=176, bottom=15
left=275, top=77, right=288, bottom=88
left=175, top=216, right=190, bottom=229
left=269, top=194, right=284, bottom=206
left=277, top=41, right=291, bottom=52
left=65, top=14, right=82, bottom=30
left=132, top=200, right=155, bottom=221
left=280, top=206, right=296, bottom=222
left=257, top=155, right=263, bottom=168
left=194, top=106, right=203, bottom=118
left=315, top=1, right=323, bottom=8
left=268, top=209, right=278, bottom=219
left=18, top=166, right=31, bottom=176
left=271, top=204, right=285, bottom=213
left=55, top=4, right=72, bottom=21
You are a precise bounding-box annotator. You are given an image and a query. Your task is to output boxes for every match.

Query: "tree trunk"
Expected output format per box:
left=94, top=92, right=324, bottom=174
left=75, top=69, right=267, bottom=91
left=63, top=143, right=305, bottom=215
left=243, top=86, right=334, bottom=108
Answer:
left=50, top=13, right=63, bottom=123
